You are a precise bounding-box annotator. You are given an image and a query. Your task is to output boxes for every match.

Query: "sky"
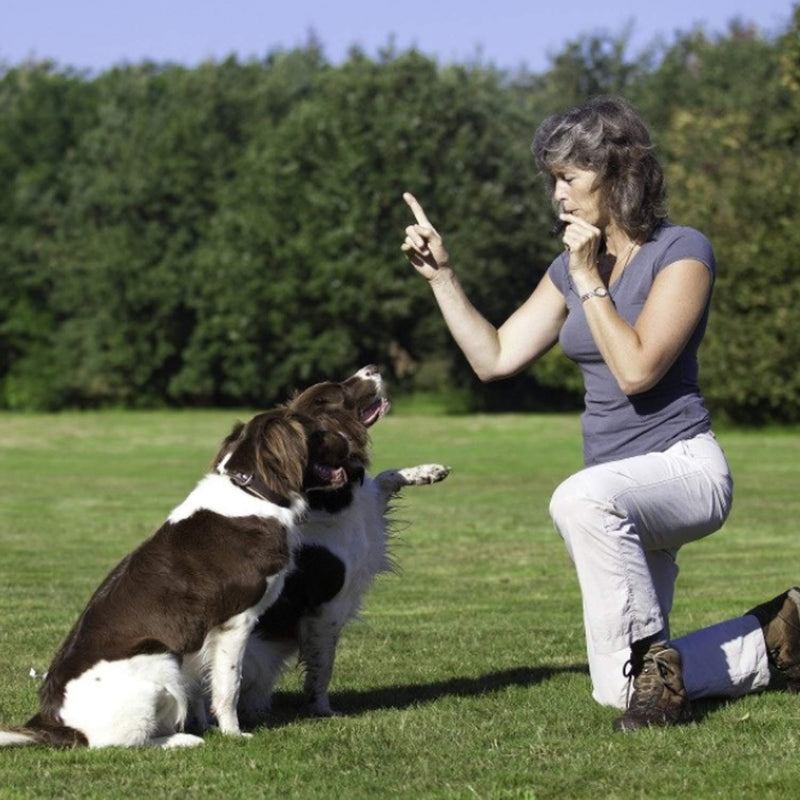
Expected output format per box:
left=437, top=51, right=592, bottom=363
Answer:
left=0, top=0, right=795, bottom=75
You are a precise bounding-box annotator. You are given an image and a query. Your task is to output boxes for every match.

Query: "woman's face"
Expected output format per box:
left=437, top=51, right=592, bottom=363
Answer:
left=552, top=165, right=607, bottom=228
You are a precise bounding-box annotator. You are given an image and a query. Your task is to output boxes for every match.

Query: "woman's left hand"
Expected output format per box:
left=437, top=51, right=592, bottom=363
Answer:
left=560, top=213, right=602, bottom=276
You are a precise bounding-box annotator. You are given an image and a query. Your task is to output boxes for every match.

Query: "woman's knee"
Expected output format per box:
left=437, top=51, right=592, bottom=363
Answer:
left=549, top=473, right=598, bottom=533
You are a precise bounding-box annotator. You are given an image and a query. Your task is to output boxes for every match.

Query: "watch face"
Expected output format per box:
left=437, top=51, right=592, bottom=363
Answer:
left=580, top=286, right=609, bottom=303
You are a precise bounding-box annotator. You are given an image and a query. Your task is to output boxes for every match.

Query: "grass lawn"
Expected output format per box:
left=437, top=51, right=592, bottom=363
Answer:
left=1, top=409, right=799, bottom=800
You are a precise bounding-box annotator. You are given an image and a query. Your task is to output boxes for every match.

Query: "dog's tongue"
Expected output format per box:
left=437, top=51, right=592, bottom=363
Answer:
left=328, top=466, right=348, bottom=487
left=362, top=398, right=391, bottom=426
left=314, top=463, right=348, bottom=487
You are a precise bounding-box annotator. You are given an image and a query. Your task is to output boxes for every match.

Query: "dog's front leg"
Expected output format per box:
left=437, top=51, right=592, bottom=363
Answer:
left=374, top=463, right=451, bottom=508
left=298, top=614, right=343, bottom=717
left=204, top=611, right=256, bottom=737
left=181, top=651, right=210, bottom=734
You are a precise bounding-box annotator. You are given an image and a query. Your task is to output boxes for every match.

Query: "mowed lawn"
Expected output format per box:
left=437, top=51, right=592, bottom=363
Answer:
left=1, top=409, right=799, bottom=800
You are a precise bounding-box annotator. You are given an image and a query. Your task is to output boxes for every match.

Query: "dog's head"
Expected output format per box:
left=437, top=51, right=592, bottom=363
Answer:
left=286, top=365, right=390, bottom=430
left=212, top=410, right=354, bottom=506
left=285, top=365, right=391, bottom=510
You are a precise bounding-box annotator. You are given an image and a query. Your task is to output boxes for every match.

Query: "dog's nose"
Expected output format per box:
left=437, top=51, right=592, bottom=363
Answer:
left=359, top=364, right=379, bottom=378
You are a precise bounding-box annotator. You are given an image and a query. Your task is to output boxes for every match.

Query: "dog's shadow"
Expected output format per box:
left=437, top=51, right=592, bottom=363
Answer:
left=255, top=664, right=589, bottom=728
left=246, top=664, right=789, bottom=730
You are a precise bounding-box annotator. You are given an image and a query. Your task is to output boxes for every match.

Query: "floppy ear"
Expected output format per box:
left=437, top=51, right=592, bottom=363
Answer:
left=315, top=409, right=371, bottom=468
left=211, top=420, right=246, bottom=470
left=251, top=415, right=309, bottom=498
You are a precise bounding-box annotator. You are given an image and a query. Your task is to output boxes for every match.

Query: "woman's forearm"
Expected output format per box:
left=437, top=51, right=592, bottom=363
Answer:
left=427, top=269, right=504, bottom=382
left=402, top=192, right=564, bottom=382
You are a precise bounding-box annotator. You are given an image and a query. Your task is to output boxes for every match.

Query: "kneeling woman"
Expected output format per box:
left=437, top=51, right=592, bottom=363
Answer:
left=400, top=95, right=799, bottom=731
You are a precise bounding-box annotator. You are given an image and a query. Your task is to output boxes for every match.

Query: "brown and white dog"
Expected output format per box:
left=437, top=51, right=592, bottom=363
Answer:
left=0, top=409, right=355, bottom=749
left=238, top=366, right=450, bottom=724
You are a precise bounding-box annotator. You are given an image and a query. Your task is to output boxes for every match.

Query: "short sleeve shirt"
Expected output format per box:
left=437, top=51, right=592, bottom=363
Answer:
left=547, top=222, right=714, bottom=466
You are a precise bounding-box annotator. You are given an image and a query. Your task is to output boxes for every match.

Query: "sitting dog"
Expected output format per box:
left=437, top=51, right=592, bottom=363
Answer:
left=0, top=409, right=355, bottom=749
left=238, top=366, right=450, bottom=724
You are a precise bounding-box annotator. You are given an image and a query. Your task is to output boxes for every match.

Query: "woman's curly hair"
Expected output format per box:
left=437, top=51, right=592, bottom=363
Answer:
left=532, top=96, right=667, bottom=243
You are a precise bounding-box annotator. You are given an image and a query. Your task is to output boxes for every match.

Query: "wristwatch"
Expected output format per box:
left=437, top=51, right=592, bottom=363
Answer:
left=579, top=286, right=609, bottom=304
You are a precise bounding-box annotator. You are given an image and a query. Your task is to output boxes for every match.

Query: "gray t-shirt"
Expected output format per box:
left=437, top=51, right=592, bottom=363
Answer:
left=547, top=222, right=714, bottom=466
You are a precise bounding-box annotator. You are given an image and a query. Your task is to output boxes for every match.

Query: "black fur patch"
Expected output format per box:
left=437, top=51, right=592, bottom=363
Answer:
left=307, top=467, right=365, bottom=512
left=253, top=545, right=346, bottom=640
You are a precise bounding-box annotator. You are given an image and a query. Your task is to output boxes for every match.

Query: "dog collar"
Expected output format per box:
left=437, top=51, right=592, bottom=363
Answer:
left=227, top=470, right=291, bottom=507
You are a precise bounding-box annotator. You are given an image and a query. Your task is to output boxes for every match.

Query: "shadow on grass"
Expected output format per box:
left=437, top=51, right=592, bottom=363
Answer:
left=258, top=663, right=589, bottom=727
left=690, top=676, right=795, bottom=724
left=253, top=668, right=796, bottom=730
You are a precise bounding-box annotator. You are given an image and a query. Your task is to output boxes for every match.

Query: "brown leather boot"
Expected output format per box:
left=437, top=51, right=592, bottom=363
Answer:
left=612, top=643, right=693, bottom=732
left=747, top=586, right=800, bottom=692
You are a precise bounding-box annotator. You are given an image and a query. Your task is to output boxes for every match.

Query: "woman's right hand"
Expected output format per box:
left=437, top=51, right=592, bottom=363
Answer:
left=401, top=192, right=452, bottom=281
left=559, top=212, right=603, bottom=278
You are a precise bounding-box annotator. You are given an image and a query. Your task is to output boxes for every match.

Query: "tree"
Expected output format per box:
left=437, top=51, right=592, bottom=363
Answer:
left=3, top=17, right=800, bottom=420
left=652, top=19, right=800, bottom=421
left=0, top=63, right=97, bottom=408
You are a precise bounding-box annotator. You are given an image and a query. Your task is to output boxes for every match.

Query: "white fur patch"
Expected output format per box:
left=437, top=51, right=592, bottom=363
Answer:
left=168, top=473, right=305, bottom=527
left=0, top=731, right=37, bottom=747
left=60, top=653, right=189, bottom=748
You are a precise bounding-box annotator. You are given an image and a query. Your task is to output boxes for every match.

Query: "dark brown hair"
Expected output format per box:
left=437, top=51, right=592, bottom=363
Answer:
left=532, top=96, right=667, bottom=242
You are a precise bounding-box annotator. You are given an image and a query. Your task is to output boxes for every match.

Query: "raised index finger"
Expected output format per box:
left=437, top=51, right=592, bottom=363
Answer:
left=403, top=192, right=434, bottom=229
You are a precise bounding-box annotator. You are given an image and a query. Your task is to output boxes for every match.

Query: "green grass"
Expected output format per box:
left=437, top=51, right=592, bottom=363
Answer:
left=1, top=410, right=800, bottom=800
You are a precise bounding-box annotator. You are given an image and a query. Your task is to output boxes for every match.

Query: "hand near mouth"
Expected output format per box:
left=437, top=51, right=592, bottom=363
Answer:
left=558, top=212, right=603, bottom=276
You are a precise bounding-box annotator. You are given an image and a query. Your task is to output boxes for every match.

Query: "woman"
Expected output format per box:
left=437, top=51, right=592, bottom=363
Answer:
left=401, top=95, right=800, bottom=731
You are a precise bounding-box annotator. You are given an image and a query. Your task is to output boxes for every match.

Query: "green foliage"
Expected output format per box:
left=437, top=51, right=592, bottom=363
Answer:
left=0, top=64, right=98, bottom=409
left=1, top=11, right=800, bottom=419
left=636, top=19, right=800, bottom=422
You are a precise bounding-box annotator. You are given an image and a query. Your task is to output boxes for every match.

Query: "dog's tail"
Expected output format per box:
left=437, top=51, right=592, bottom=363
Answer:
left=0, top=714, right=87, bottom=748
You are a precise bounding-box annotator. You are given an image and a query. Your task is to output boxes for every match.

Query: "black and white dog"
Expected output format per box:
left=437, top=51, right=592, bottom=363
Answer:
left=238, top=366, right=450, bottom=724
left=0, top=409, right=356, bottom=749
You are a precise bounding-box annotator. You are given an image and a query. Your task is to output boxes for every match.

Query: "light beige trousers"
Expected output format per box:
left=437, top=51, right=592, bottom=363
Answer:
left=550, top=432, right=770, bottom=709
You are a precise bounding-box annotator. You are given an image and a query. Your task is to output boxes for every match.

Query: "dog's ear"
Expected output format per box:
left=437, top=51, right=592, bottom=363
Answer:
left=314, top=410, right=371, bottom=469
left=211, top=420, right=246, bottom=470
left=252, top=415, right=308, bottom=497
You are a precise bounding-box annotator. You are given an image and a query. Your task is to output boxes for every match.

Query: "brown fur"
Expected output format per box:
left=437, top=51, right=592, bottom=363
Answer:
left=284, top=370, right=388, bottom=497
left=36, top=511, right=292, bottom=722
left=213, top=413, right=310, bottom=499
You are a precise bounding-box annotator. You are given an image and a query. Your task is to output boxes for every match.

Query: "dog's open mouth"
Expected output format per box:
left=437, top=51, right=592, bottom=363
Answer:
left=360, top=397, right=391, bottom=427
left=310, top=463, right=349, bottom=490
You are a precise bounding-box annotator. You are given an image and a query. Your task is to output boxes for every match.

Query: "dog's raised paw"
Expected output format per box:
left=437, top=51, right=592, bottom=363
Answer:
left=374, top=464, right=451, bottom=499
left=398, top=464, right=451, bottom=485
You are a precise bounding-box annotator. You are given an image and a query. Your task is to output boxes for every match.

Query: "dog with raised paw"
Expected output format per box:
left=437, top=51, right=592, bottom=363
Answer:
left=238, top=366, right=451, bottom=724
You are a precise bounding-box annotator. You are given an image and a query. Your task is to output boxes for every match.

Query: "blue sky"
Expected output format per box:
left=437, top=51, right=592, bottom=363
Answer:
left=1, top=0, right=795, bottom=74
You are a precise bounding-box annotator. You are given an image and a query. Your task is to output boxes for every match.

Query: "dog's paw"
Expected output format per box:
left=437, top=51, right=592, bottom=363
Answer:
left=398, top=464, right=451, bottom=485
left=158, top=732, right=206, bottom=749
left=375, top=464, right=451, bottom=497
left=221, top=729, right=253, bottom=739
left=305, top=703, right=337, bottom=718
